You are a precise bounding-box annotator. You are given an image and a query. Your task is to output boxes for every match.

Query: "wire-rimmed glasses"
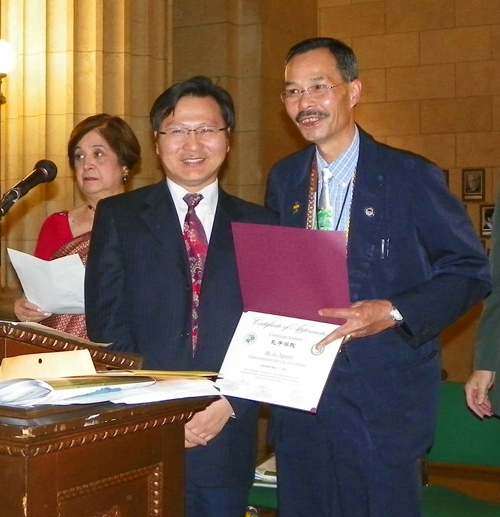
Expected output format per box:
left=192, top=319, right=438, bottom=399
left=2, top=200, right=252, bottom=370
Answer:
left=280, top=83, right=345, bottom=103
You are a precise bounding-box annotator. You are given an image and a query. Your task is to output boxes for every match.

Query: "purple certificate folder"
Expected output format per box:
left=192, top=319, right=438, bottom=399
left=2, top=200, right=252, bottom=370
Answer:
left=231, top=223, right=350, bottom=325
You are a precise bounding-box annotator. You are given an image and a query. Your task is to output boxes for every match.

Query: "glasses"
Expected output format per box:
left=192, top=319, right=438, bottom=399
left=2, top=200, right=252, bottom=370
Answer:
left=157, top=126, right=228, bottom=140
left=280, top=83, right=345, bottom=103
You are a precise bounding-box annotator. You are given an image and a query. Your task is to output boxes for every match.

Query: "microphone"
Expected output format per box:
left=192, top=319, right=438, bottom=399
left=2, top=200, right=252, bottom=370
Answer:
left=0, top=160, right=58, bottom=217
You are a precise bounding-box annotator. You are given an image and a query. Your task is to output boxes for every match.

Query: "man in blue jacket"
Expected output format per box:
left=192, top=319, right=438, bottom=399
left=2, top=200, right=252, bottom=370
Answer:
left=266, top=37, right=491, bottom=517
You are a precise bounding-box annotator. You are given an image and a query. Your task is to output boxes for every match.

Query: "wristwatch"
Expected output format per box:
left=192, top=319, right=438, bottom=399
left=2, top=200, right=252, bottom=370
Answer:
left=389, top=305, right=404, bottom=326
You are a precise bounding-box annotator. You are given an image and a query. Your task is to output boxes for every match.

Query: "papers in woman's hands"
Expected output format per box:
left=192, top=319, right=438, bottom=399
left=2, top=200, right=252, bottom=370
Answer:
left=7, top=248, right=85, bottom=314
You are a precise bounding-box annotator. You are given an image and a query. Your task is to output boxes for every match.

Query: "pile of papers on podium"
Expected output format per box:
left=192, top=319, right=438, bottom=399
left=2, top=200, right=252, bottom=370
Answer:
left=0, top=349, right=220, bottom=407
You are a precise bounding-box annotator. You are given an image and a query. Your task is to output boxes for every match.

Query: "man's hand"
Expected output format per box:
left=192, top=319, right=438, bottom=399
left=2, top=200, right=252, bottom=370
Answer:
left=465, top=370, right=495, bottom=418
left=184, top=397, right=233, bottom=448
left=316, top=299, right=397, bottom=350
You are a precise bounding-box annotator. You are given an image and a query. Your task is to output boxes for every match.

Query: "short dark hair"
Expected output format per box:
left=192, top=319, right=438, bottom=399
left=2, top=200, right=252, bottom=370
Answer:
left=150, top=75, right=235, bottom=131
left=67, top=113, right=141, bottom=171
left=285, top=37, right=359, bottom=83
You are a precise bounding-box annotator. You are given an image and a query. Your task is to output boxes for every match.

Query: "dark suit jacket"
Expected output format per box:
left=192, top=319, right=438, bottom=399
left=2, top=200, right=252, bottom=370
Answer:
left=85, top=181, right=276, bottom=487
left=475, top=185, right=500, bottom=409
left=266, top=127, right=491, bottom=465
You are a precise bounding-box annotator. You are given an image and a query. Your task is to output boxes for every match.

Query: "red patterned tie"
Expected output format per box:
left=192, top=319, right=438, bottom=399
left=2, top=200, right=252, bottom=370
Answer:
left=183, top=193, right=208, bottom=354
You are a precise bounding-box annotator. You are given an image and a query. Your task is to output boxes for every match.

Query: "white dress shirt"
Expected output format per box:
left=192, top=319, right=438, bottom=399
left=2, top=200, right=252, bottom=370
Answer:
left=167, top=178, right=219, bottom=241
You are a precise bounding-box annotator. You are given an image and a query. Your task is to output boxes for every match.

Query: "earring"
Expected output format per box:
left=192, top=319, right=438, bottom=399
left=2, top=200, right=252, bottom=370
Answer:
left=122, top=168, right=130, bottom=184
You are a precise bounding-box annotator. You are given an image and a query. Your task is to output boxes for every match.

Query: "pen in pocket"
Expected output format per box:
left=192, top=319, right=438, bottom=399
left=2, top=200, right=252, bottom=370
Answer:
left=380, top=238, right=390, bottom=259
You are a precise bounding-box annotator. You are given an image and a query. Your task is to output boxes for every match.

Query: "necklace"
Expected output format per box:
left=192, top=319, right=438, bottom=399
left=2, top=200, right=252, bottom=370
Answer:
left=306, top=161, right=356, bottom=238
left=87, top=204, right=96, bottom=212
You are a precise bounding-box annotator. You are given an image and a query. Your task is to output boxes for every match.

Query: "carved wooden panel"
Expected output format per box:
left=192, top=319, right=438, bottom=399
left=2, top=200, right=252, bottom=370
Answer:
left=94, top=507, right=121, bottom=517
left=0, top=398, right=213, bottom=516
left=57, top=464, right=162, bottom=517
left=0, top=412, right=195, bottom=458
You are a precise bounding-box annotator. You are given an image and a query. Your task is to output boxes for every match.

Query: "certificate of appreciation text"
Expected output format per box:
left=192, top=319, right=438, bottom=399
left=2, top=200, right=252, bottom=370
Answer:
left=216, top=311, right=342, bottom=412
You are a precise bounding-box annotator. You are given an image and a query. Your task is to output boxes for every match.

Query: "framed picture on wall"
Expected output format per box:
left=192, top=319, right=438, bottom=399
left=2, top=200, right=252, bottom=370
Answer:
left=462, top=168, right=485, bottom=201
left=480, top=204, right=495, bottom=238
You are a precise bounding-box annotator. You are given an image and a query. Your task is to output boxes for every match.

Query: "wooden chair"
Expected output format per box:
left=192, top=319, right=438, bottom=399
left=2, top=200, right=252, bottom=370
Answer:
left=422, top=382, right=500, bottom=516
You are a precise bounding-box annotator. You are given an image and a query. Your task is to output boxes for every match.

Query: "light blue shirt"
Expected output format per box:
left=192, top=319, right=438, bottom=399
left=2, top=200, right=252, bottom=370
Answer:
left=316, top=127, right=359, bottom=232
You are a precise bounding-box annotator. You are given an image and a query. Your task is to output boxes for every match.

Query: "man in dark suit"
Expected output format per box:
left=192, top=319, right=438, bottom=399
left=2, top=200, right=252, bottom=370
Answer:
left=85, top=76, right=275, bottom=517
left=266, top=38, right=491, bottom=517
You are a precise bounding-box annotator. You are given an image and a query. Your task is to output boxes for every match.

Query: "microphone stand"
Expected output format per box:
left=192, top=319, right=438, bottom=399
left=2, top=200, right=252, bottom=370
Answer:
left=0, top=188, right=22, bottom=219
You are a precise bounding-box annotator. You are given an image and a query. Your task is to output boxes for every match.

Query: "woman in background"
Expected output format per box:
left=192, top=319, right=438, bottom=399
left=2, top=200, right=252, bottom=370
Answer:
left=14, top=113, right=141, bottom=338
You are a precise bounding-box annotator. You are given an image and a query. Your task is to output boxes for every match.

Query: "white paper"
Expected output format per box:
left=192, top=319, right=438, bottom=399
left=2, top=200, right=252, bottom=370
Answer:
left=0, top=377, right=220, bottom=407
left=8, top=248, right=85, bottom=314
left=107, top=379, right=221, bottom=405
left=216, top=311, right=342, bottom=412
left=29, top=378, right=219, bottom=406
left=0, top=377, right=156, bottom=406
left=0, top=349, right=97, bottom=381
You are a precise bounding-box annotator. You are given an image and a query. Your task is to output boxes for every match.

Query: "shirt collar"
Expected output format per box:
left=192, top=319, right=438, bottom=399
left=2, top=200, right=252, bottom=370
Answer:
left=316, top=126, right=359, bottom=184
left=167, top=178, right=219, bottom=214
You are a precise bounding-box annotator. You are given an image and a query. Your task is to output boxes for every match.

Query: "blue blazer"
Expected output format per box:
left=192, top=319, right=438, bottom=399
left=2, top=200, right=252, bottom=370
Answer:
left=85, top=181, right=276, bottom=487
left=266, top=128, right=491, bottom=465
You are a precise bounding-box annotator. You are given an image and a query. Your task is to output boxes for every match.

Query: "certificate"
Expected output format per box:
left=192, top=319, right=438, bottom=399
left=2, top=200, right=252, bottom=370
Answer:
left=230, top=223, right=349, bottom=324
left=216, top=223, right=350, bottom=412
left=217, top=311, right=342, bottom=412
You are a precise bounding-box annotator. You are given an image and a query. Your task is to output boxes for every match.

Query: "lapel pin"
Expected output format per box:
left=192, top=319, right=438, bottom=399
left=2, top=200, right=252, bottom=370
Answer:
left=364, top=207, right=375, bottom=217
left=292, top=202, right=300, bottom=214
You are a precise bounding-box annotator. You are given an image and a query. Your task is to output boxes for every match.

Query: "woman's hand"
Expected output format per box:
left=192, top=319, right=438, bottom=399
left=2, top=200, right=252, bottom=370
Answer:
left=14, top=298, right=51, bottom=323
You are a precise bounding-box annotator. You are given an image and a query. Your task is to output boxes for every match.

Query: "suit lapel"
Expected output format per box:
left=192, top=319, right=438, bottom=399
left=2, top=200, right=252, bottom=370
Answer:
left=202, top=188, right=239, bottom=286
left=347, top=130, right=388, bottom=296
left=139, top=182, right=190, bottom=280
left=289, top=147, right=316, bottom=228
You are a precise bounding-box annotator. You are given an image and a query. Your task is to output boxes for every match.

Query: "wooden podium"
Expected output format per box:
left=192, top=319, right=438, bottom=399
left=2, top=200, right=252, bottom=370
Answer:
left=0, top=320, right=143, bottom=370
left=0, top=322, right=215, bottom=517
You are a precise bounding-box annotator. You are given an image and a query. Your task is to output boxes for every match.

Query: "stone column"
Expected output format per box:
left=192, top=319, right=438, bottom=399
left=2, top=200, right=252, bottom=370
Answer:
left=172, top=0, right=316, bottom=204
left=0, top=0, right=172, bottom=288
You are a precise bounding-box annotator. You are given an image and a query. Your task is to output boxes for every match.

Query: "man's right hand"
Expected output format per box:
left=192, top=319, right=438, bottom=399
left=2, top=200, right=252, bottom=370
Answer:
left=316, top=299, right=396, bottom=349
left=465, top=370, right=495, bottom=418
